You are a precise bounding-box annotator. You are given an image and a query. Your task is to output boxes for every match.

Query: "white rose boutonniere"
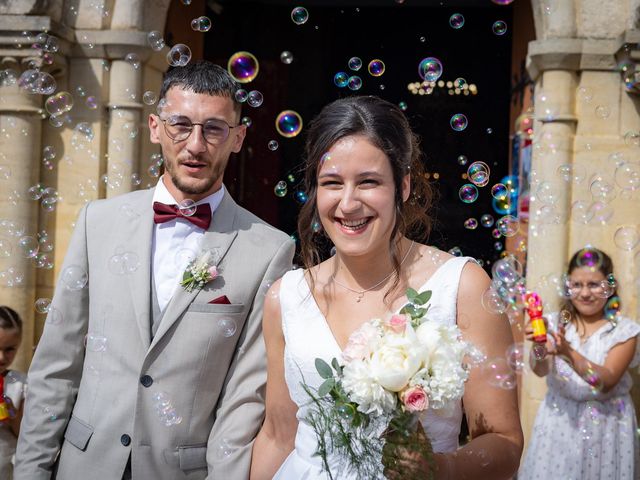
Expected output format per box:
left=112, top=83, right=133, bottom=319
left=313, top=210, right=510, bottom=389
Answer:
left=180, top=250, right=219, bottom=292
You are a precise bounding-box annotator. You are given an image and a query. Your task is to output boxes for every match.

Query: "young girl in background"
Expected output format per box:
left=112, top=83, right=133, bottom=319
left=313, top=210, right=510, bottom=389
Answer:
left=520, top=247, right=640, bottom=479
left=0, top=306, right=26, bottom=479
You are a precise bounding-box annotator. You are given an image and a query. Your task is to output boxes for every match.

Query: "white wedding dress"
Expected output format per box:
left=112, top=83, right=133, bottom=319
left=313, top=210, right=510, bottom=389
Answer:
left=274, top=256, right=472, bottom=479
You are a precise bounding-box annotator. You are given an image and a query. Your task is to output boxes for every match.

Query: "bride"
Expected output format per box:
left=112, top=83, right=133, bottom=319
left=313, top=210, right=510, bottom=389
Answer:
left=250, top=96, right=523, bottom=479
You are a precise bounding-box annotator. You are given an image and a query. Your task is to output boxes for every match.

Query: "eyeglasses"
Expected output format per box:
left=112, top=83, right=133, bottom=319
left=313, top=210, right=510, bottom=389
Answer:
left=566, top=281, right=610, bottom=298
left=160, top=115, right=239, bottom=145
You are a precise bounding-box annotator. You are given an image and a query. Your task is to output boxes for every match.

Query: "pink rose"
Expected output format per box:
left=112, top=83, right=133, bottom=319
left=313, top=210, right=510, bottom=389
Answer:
left=208, top=265, right=218, bottom=280
left=342, top=322, right=379, bottom=362
left=385, top=314, right=408, bottom=334
left=401, top=385, right=429, bottom=412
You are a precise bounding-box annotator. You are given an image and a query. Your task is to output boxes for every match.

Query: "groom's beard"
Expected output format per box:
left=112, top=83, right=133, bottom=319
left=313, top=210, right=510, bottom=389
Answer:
left=170, top=171, right=217, bottom=195
left=165, top=157, right=226, bottom=196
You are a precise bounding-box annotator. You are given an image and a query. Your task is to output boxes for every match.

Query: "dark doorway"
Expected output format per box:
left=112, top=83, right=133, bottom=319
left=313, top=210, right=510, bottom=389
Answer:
left=202, top=1, right=514, bottom=267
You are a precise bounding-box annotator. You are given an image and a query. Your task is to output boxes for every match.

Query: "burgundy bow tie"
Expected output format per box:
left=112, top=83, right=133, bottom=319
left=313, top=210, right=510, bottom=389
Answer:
left=153, top=201, right=212, bottom=230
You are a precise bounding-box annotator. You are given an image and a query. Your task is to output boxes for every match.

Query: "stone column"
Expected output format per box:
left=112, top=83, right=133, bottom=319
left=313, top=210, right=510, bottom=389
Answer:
left=0, top=58, right=44, bottom=371
left=523, top=0, right=640, bottom=450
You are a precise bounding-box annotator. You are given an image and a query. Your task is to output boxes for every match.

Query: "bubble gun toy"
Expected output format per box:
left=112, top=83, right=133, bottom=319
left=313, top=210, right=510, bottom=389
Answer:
left=0, top=376, right=9, bottom=422
left=523, top=291, right=547, bottom=344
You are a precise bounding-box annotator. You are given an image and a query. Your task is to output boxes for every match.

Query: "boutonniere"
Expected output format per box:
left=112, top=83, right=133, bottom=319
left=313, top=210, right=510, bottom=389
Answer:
left=180, top=250, right=220, bottom=292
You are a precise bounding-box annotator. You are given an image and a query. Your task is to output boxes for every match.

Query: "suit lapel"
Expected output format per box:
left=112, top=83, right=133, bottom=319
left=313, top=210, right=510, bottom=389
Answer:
left=149, top=190, right=239, bottom=351
left=124, top=189, right=155, bottom=351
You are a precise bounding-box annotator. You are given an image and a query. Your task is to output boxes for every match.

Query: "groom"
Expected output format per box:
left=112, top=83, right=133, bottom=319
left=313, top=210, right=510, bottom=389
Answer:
left=15, top=61, right=295, bottom=479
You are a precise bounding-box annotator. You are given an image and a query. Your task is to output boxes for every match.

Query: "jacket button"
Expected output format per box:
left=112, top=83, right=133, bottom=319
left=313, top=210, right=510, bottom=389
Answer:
left=140, top=375, right=153, bottom=387
left=120, top=434, right=131, bottom=446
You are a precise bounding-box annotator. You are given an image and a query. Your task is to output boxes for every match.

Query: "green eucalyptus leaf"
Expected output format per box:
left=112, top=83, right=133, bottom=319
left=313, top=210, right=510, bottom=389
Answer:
left=400, top=303, right=417, bottom=317
left=315, top=358, right=334, bottom=379
left=318, top=378, right=335, bottom=397
left=406, top=287, right=419, bottom=301
left=331, top=358, right=341, bottom=373
left=416, top=290, right=432, bottom=305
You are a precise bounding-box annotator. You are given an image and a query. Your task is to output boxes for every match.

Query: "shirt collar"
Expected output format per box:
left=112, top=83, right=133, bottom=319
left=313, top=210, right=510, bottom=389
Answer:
left=152, top=175, right=225, bottom=215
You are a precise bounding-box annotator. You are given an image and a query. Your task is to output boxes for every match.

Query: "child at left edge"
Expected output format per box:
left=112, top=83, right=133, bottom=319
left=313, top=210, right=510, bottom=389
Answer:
left=0, top=306, right=27, bottom=479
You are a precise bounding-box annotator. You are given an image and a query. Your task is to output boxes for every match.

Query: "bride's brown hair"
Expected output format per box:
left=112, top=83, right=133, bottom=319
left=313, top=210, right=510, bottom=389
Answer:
left=297, top=95, right=434, bottom=297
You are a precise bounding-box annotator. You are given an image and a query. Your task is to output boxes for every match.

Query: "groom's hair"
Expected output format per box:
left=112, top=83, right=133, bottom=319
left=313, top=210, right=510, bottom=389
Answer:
left=159, top=60, right=242, bottom=117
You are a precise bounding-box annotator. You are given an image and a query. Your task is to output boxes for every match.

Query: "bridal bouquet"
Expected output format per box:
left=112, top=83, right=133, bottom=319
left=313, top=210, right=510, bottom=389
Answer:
left=302, top=288, right=472, bottom=480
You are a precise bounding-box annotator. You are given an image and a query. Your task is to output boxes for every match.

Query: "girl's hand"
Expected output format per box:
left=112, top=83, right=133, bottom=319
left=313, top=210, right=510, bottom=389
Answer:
left=525, top=318, right=556, bottom=357
left=550, top=324, right=571, bottom=357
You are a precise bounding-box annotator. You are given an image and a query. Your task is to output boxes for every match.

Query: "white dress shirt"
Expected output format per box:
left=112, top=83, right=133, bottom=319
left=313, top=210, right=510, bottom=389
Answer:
left=151, top=176, right=224, bottom=311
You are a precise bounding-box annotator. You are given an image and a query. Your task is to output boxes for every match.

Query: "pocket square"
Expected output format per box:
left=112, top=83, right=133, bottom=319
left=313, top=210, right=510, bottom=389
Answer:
left=208, top=295, right=231, bottom=305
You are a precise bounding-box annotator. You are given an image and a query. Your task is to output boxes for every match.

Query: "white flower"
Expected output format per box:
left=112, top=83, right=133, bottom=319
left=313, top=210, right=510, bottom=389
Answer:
left=342, top=359, right=397, bottom=416
left=415, top=320, right=442, bottom=363
left=368, top=326, right=423, bottom=392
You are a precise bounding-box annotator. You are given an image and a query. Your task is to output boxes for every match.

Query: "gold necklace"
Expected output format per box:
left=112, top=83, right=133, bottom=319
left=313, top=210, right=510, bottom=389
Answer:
left=331, top=241, right=415, bottom=302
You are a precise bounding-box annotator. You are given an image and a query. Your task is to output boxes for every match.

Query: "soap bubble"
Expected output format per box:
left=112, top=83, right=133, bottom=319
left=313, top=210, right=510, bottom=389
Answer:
left=468, top=162, right=490, bottom=187
left=492, top=20, right=508, bottom=35
left=35, top=298, right=52, bottom=314
left=291, top=6, right=309, bottom=25
left=464, top=218, right=478, bottom=230
left=147, top=31, right=165, bottom=51
left=450, top=113, right=468, bottom=131
left=295, top=191, right=308, bottom=204
left=124, top=53, right=141, bottom=69
left=280, top=51, right=293, bottom=64
left=241, top=116, right=252, bottom=127
left=481, top=214, right=495, bottom=227
left=347, top=76, right=362, bottom=91
left=247, top=90, right=263, bottom=107
left=218, top=318, right=237, bottom=337
left=613, top=226, right=639, bottom=251
left=418, top=57, right=443, bottom=82
left=457, top=155, right=468, bottom=166
left=348, top=57, right=363, bottom=71
left=367, top=59, right=385, bottom=77
left=45, top=92, right=74, bottom=117
left=459, top=184, right=479, bottom=203
left=491, top=183, right=508, bottom=200
left=334, top=72, right=349, bottom=87
left=46, top=306, right=63, bottom=325
left=449, top=13, right=465, bottom=29
left=496, top=215, right=519, bottom=237
left=86, top=96, right=98, bottom=109
left=18, top=236, right=39, bottom=258
left=85, top=332, right=107, bottom=352
left=190, top=16, right=212, bottom=32
left=595, top=105, right=611, bottom=119
left=275, top=110, right=303, bottom=138
left=178, top=199, right=197, bottom=217
left=35, top=71, right=57, bottom=95
left=166, top=44, right=191, bottom=67
left=506, top=343, right=525, bottom=372
left=274, top=181, right=287, bottom=197
left=143, top=91, right=157, bottom=105
left=482, top=357, right=516, bottom=389
left=234, top=89, right=248, bottom=103
left=268, top=140, right=279, bottom=151
left=61, top=265, right=88, bottom=291
left=615, top=163, right=640, bottom=191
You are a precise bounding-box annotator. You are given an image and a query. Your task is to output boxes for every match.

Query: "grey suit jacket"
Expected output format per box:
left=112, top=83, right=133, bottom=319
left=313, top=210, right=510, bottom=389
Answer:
left=14, top=187, right=295, bottom=480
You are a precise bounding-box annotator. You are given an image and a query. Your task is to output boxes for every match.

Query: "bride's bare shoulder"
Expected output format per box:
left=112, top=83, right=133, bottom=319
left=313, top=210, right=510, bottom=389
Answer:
left=410, top=243, right=455, bottom=270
